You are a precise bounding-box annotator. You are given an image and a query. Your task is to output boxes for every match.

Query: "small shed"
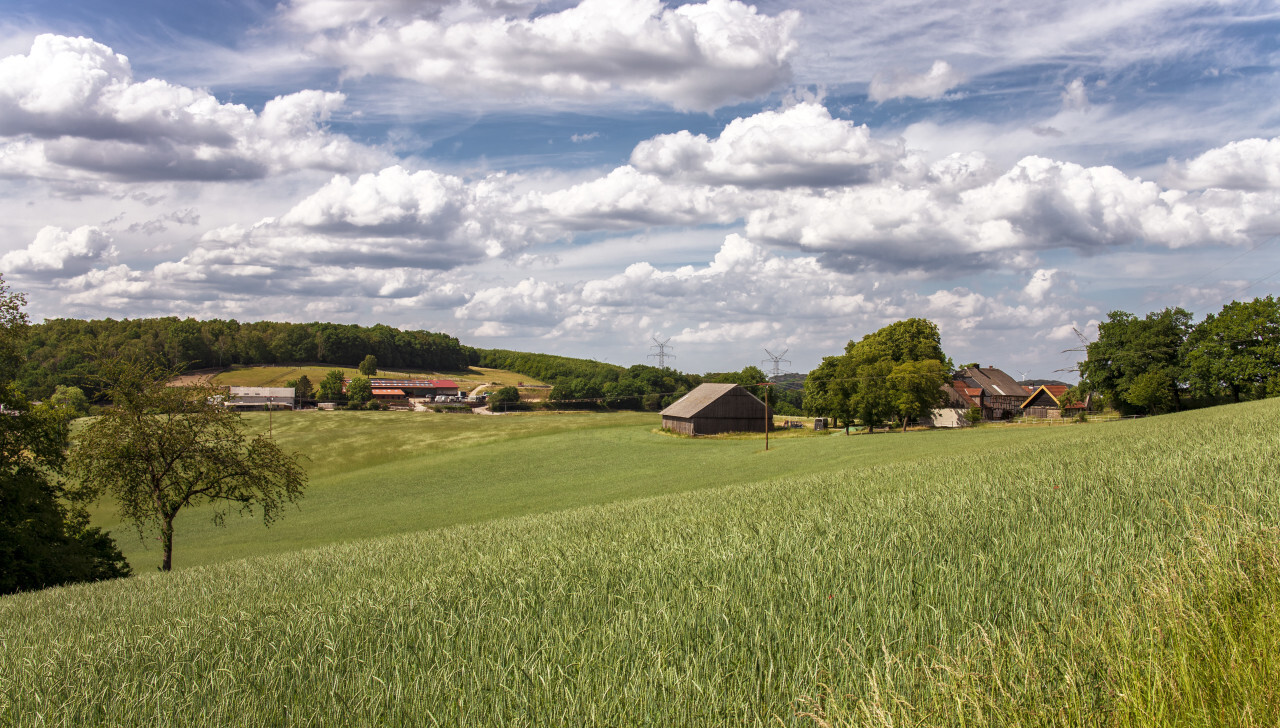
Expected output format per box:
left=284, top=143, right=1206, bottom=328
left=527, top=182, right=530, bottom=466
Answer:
left=660, top=383, right=772, bottom=436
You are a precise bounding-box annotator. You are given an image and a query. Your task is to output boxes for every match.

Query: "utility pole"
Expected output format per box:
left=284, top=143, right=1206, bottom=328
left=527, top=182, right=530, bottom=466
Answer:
left=761, top=348, right=791, bottom=378
left=648, top=336, right=675, bottom=369
left=758, top=382, right=772, bottom=451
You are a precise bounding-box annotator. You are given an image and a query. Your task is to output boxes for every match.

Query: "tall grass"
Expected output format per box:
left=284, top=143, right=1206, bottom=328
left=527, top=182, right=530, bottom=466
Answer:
left=3, top=400, right=1278, bottom=726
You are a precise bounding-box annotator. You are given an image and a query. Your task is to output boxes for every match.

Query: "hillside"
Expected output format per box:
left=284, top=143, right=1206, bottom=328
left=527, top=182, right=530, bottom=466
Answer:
left=6, top=400, right=1280, bottom=725
left=85, top=409, right=1011, bottom=570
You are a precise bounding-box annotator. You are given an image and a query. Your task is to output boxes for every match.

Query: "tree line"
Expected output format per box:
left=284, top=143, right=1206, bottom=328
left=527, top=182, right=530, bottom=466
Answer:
left=478, top=349, right=799, bottom=412
left=16, top=317, right=479, bottom=399
left=1080, top=297, right=1280, bottom=415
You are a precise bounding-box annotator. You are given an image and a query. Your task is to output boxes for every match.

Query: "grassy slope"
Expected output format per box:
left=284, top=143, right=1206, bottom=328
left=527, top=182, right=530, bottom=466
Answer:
left=6, top=401, right=1280, bottom=726
left=211, top=365, right=543, bottom=388
left=93, top=411, right=1061, bottom=571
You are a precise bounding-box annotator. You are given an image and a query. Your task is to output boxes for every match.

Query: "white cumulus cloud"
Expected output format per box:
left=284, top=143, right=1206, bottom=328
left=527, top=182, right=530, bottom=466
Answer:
left=1163, top=137, right=1280, bottom=191
left=1, top=225, right=116, bottom=277
left=868, top=60, right=966, bottom=102
left=0, top=34, right=382, bottom=182
left=630, top=102, right=906, bottom=188
left=294, top=0, right=800, bottom=111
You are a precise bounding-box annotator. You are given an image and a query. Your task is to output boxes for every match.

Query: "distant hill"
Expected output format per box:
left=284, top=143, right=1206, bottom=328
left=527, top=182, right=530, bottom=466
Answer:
left=1019, top=379, right=1071, bottom=387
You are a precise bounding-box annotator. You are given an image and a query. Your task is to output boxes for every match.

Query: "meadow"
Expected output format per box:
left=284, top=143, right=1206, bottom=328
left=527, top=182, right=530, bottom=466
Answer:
left=3, top=400, right=1279, bottom=726
left=87, top=409, right=1072, bottom=571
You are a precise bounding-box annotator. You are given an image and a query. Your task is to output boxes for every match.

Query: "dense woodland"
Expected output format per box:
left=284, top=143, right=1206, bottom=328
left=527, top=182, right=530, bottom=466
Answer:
left=17, top=317, right=478, bottom=399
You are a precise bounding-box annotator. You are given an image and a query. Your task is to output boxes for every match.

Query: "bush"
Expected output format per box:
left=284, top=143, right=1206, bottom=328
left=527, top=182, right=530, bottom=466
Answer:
left=488, top=386, right=520, bottom=409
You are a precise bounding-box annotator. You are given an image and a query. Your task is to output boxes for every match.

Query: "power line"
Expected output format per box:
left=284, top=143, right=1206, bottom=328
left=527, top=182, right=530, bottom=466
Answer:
left=647, top=336, right=675, bottom=369
left=761, top=348, right=791, bottom=378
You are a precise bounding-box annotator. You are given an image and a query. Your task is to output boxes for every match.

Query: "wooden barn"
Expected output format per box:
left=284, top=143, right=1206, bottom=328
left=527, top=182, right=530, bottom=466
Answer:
left=1020, top=385, right=1090, bottom=418
left=660, top=383, right=773, bottom=436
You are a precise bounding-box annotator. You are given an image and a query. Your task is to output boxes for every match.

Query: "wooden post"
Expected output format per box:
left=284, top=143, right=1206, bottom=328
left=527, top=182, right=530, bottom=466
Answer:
left=759, top=383, right=770, bottom=451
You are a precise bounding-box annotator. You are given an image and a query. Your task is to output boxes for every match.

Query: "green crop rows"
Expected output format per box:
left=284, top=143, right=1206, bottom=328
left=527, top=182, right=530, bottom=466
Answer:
left=4, top=400, right=1279, bottom=726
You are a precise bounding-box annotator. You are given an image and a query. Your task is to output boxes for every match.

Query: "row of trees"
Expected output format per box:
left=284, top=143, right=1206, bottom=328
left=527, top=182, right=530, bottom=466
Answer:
left=543, top=364, right=779, bottom=412
left=1080, top=297, right=1280, bottom=415
left=803, top=319, right=952, bottom=432
left=17, top=318, right=477, bottom=400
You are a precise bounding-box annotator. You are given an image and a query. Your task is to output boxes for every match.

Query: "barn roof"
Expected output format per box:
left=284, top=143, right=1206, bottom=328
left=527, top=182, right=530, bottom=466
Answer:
left=372, top=388, right=406, bottom=396
left=1021, top=384, right=1086, bottom=409
left=660, top=383, right=747, bottom=418
left=959, top=367, right=1025, bottom=397
left=940, top=383, right=973, bottom=408
left=366, top=378, right=457, bottom=388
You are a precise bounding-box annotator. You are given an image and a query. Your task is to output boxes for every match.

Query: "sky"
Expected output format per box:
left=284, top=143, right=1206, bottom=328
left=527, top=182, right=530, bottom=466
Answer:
left=2, top=1, right=1279, bottom=379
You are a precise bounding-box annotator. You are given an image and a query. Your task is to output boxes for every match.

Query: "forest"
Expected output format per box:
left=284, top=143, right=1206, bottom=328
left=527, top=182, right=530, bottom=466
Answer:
left=16, top=317, right=477, bottom=399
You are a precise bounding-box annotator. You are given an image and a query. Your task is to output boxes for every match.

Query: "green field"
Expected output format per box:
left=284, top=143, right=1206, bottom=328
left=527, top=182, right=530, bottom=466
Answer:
left=87, top=409, right=990, bottom=570
left=4, top=401, right=1280, bottom=726
left=211, top=365, right=545, bottom=390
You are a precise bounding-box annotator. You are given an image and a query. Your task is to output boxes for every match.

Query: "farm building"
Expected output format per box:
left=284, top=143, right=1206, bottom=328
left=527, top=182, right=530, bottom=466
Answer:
left=660, top=383, right=773, bottom=436
left=1020, top=385, right=1090, bottom=418
left=226, top=387, right=295, bottom=410
left=367, top=378, right=459, bottom=397
left=954, top=367, right=1027, bottom=420
left=343, top=378, right=460, bottom=403
left=919, top=382, right=977, bottom=428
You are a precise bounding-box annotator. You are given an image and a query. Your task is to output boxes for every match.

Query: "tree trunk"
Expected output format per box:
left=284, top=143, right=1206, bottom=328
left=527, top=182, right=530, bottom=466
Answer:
left=1231, top=384, right=1241, bottom=403
left=161, top=517, right=175, bottom=572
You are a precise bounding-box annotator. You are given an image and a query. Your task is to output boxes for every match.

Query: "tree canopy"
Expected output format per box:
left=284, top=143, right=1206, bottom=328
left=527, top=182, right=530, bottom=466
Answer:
left=1, top=275, right=130, bottom=594
left=804, top=318, right=951, bottom=431
left=1183, top=296, right=1280, bottom=402
left=346, top=376, right=373, bottom=406
left=1080, top=307, right=1194, bottom=414
left=68, top=361, right=308, bottom=572
left=316, top=370, right=346, bottom=403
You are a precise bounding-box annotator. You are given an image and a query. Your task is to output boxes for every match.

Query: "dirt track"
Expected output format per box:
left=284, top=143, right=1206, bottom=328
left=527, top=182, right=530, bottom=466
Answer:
left=166, top=368, right=226, bottom=386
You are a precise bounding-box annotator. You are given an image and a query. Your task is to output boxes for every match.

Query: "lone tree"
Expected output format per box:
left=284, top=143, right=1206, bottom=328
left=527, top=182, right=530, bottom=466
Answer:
left=358, top=354, right=378, bottom=376
left=293, top=374, right=314, bottom=405
left=69, top=361, right=308, bottom=572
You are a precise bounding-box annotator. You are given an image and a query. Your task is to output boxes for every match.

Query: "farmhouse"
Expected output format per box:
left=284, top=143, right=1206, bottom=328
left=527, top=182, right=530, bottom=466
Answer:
left=955, top=366, right=1026, bottom=420
left=660, top=383, right=773, bottom=436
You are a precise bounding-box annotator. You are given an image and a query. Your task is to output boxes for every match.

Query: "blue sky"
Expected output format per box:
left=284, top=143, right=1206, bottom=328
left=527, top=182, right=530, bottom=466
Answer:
left=2, top=0, right=1279, bottom=378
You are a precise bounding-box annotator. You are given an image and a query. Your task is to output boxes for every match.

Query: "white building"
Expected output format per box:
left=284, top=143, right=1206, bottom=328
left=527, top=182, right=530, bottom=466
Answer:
left=226, top=387, right=295, bottom=410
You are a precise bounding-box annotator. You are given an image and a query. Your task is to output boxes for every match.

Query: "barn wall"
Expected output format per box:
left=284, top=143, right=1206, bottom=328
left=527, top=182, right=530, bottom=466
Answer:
left=663, top=417, right=695, bottom=435
left=691, top=417, right=771, bottom=435
left=921, top=407, right=965, bottom=428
